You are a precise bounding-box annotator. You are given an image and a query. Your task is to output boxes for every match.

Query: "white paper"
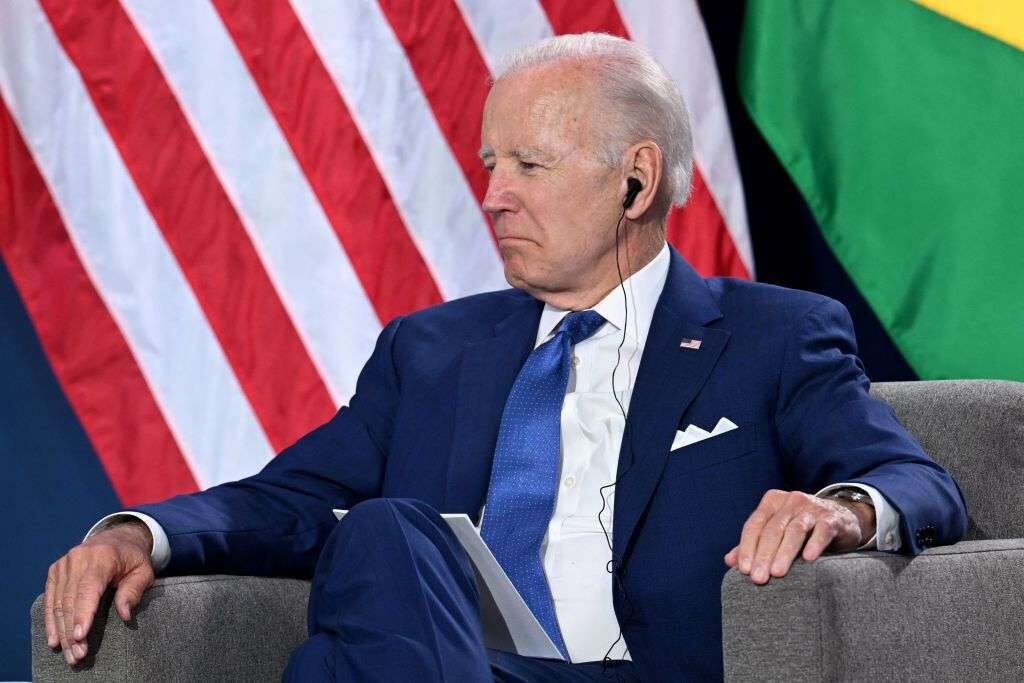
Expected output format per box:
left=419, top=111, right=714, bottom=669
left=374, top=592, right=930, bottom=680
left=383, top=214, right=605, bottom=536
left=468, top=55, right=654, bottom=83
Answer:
left=333, top=509, right=564, bottom=660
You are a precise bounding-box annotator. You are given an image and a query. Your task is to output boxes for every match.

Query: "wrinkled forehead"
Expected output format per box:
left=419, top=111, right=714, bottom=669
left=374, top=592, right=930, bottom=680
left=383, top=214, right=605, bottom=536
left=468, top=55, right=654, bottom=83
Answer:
left=483, top=64, right=601, bottom=150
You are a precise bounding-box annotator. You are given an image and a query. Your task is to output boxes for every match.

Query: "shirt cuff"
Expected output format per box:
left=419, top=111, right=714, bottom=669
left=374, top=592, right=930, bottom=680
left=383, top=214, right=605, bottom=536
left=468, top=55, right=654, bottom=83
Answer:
left=815, top=482, right=902, bottom=551
left=85, top=512, right=171, bottom=573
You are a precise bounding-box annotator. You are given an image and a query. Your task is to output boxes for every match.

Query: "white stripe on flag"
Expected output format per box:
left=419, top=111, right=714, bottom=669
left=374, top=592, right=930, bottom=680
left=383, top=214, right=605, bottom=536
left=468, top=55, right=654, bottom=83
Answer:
left=615, top=0, right=754, bottom=274
left=120, top=0, right=382, bottom=405
left=290, top=0, right=507, bottom=300
left=0, top=0, right=274, bottom=487
left=454, top=0, right=554, bottom=73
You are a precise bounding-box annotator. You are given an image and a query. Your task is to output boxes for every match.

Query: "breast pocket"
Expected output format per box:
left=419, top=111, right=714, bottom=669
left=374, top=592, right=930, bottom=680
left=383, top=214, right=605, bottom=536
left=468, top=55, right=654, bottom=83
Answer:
left=668, top=424, right=759, bottom=473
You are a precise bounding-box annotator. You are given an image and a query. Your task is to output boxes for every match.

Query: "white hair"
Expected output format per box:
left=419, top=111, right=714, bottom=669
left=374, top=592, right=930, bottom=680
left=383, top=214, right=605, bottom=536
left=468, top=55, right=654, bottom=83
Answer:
left=494, top=32, right=693, bottom=217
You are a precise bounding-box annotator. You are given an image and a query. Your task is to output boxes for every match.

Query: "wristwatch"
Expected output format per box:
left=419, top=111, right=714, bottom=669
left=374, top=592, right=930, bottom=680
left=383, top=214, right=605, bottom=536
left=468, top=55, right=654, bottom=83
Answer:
left=827, top=488, right=873, bottom=507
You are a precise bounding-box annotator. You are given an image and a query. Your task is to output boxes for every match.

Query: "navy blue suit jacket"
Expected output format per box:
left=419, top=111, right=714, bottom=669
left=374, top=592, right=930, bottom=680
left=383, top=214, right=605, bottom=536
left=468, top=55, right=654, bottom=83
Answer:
left=136, top=248, right=966, bottom=680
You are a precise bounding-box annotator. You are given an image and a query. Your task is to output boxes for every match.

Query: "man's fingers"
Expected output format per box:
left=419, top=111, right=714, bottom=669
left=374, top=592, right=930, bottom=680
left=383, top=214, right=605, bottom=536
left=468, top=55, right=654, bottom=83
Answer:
left=749, top=507, right=797, bottom=584
left=62, top=583, right=77, bottom=646
left=802, top=520, right=838, bottom=562
left=56, top=593, right=74, bottom=663
left=736, top=519, right=761, bottom=574
left=56, top=542, right=126, bottom=665
left=113, top=583, right=139, bottom=622
left=113, top=564, right=155, bottom=622
left=733, top=493, right=864, bottom=584
left=55, top=599, right=72, bottom=665
left=770, top=514, right=815, bottom=577
left=72, top=577, right=112, bottom=648
left=61, top=577, right=81, bottom=663
left=736, top=490, right=786, bottom=574
left=750, top=493, right=811, bottom=583
left=51, top=560, right=75, bottom=663
left=44, top=566, right=59, bottom=649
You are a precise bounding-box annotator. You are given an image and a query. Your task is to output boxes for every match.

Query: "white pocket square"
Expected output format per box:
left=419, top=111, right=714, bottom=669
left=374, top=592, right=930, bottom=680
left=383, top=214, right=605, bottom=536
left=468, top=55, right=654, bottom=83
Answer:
left=672, top=417, right=738, bottom=450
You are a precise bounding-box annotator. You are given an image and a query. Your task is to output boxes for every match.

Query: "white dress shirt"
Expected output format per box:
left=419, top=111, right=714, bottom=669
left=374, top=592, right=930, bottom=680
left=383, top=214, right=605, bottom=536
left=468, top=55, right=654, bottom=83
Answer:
left=531, top=242, right=671, bottom=661
left=89, top=242, right=901, bottom=663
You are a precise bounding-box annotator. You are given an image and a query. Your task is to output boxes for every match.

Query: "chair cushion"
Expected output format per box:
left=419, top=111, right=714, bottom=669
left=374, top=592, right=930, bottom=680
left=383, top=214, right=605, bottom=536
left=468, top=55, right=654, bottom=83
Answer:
left=871, top=380, right=1024, bottom=540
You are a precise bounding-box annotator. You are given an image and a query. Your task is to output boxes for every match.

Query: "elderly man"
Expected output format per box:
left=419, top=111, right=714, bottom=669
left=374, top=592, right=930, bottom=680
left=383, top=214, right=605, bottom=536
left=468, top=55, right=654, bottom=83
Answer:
left=44, top=33, right=965, bottom=681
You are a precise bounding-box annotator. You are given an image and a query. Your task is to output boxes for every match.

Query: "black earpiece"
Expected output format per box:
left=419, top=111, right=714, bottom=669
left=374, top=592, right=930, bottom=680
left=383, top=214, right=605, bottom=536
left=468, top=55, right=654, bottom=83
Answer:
left=622, top=177, right=642, bottom=209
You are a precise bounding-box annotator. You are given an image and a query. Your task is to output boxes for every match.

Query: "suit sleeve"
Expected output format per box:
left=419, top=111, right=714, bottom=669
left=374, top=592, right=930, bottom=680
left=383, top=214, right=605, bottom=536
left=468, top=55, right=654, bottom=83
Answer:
left=774, top=298, right=967, bottom=554
left=131, top=316, right=405, bottom=577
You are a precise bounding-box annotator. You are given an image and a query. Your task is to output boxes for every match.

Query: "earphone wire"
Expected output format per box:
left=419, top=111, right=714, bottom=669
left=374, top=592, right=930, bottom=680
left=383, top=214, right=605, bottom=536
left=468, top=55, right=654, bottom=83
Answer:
left=599, top=203, right=639, bottom=673
left=609, top=205, right=630, bottom=429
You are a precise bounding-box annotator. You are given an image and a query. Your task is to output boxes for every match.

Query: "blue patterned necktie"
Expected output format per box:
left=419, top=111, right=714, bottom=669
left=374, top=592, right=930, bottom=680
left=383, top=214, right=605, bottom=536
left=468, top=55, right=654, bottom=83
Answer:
left=480, top=309, right=606, bottom=658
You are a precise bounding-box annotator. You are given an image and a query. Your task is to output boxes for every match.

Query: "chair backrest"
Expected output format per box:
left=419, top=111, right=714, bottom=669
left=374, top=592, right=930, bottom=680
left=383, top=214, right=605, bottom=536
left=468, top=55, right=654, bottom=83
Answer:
left=870, top=380, right=1024, bottom=541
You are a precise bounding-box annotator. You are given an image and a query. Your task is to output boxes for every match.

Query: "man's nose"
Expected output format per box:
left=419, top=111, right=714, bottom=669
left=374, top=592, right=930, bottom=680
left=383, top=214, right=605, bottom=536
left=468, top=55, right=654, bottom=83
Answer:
left=482, top=170, right=515, bottom=216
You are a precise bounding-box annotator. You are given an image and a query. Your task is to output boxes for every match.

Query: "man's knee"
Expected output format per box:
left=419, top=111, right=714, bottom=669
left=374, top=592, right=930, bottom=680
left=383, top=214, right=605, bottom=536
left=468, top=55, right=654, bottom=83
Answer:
left=319, top=499, right=404, bottom=567
left=314, top=497, right=467, bottom=604
left=325, top=498, right=443, bottom=557
left=333, top=498, right=469, bottom=580
left=344, top=497, right=440, bottom=528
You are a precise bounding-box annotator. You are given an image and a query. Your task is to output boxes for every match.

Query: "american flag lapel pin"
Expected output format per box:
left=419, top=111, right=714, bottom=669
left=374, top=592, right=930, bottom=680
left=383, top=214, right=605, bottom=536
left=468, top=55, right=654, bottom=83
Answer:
left=679, top=338, right=702, bottom=350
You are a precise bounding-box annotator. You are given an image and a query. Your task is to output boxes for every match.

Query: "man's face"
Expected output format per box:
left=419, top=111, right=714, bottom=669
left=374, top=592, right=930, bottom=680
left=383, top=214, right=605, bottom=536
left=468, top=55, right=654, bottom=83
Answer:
left=480, top=64, right=625, bottom=302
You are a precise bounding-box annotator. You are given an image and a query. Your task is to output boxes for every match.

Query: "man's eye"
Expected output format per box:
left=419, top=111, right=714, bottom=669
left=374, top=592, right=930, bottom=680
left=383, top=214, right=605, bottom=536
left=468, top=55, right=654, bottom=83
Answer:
left=518, top=161, right=539, bottom=171
left=483, top=165, right=494, bottom=174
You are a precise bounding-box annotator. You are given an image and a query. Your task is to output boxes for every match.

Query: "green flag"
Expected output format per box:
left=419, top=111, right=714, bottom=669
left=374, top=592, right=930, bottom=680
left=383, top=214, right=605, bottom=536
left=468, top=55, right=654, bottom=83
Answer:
left=740, top=0, right=1024, bottom=381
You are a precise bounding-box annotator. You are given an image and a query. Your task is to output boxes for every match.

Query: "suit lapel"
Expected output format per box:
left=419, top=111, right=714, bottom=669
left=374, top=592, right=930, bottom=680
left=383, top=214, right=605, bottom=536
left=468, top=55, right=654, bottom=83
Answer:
left=613, top=249, right=729, bottom=564
left=443, top=294, right=543, bottom=518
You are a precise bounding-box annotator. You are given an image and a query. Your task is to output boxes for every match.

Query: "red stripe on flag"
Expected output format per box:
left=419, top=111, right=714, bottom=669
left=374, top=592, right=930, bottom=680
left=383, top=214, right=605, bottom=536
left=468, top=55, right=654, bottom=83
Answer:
left=540, top=0, right=750, bottom=278
left=666, top=172, right=749, bottom=278
left=40, top=0, right=336, bottom=452
left=540, top=0, right=629, bottom=35
left=212, top=0, right=444, bottom=320
left=0, top=99, right=198, bottom=505
left=377, top=0, right=493, bottom=222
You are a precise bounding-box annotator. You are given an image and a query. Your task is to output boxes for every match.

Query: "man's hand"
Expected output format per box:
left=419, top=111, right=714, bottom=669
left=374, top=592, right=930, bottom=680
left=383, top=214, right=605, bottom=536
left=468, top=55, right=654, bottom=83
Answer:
left=723, top=489, right=875, bottom=584
left=44, top=520, right=155, bottom=666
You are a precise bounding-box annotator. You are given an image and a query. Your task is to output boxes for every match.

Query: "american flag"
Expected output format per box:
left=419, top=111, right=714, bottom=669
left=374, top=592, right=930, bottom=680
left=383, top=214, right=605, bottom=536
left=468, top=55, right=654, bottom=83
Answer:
left=0, top=0, right=751, bottom=506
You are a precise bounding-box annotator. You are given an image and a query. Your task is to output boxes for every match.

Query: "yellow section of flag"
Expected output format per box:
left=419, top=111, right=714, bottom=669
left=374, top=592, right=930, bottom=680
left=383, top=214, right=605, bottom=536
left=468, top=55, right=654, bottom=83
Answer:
left=914, top=0, right=1024, bottom=51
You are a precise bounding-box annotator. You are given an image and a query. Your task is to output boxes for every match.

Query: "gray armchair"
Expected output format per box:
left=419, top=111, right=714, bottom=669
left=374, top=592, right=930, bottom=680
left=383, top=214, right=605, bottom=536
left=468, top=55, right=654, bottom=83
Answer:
left=31, top=380, right=1024, bottom=681
left=722, top=380, right=1024, bottom=681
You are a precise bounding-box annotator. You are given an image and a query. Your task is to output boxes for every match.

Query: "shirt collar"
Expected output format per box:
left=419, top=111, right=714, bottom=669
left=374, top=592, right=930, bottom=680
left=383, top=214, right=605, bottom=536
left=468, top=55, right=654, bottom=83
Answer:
left=535, top=242, right=671, bottom=348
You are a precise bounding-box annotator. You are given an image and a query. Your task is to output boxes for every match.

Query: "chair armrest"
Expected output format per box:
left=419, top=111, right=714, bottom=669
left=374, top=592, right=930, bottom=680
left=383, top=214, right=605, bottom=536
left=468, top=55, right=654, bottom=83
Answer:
left=31, top=575, right=310, bottom=682
left=721, top=539, right=1024, bottom=681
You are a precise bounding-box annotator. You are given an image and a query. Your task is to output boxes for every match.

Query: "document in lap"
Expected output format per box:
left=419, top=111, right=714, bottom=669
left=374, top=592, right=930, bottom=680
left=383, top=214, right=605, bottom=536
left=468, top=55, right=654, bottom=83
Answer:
left=333, top=509, right=565, bottom=660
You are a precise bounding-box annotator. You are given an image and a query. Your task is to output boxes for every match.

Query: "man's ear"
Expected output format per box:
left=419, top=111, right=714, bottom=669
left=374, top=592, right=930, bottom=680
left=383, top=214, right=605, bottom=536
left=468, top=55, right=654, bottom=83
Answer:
left=622, top=141, right=663, bottom=221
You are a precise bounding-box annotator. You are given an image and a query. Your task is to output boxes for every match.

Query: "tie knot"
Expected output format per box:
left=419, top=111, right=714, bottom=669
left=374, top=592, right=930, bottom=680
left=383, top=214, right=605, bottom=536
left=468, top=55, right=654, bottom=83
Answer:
left=559, top=310, right=605, bottom=346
